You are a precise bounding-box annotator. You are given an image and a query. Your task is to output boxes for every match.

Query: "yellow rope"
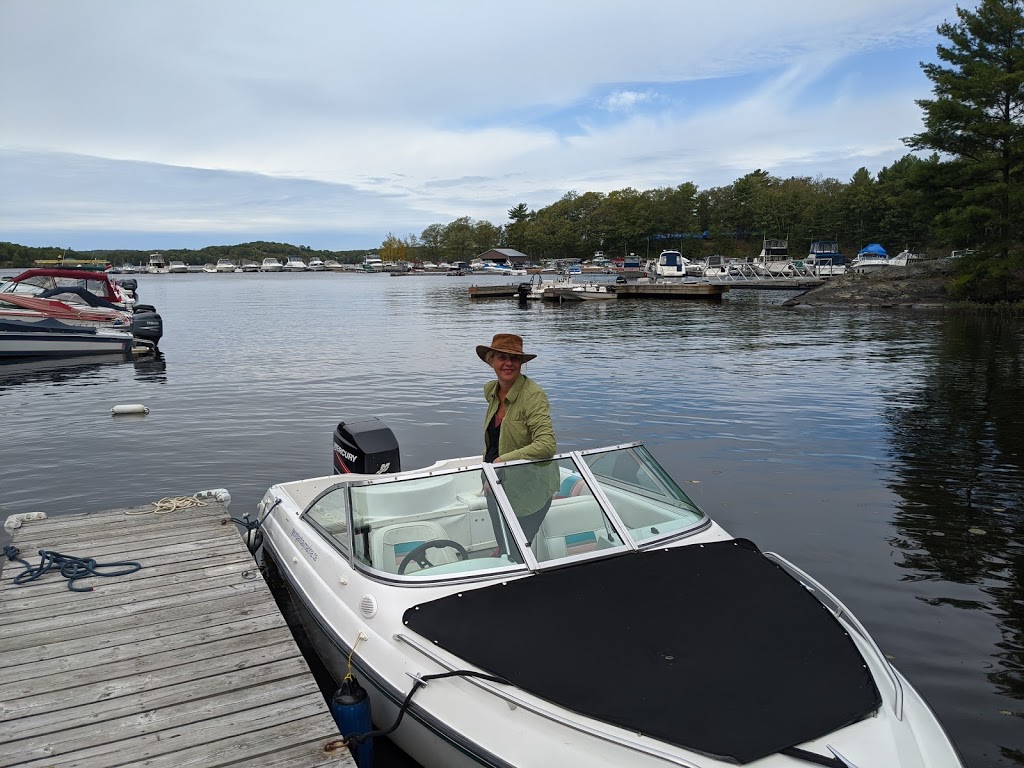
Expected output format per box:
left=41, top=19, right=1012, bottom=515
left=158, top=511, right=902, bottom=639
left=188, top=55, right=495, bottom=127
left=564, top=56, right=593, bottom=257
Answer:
left=126, top=496, right=208, bottom=516
left=343, top=633, right=364, bottom=682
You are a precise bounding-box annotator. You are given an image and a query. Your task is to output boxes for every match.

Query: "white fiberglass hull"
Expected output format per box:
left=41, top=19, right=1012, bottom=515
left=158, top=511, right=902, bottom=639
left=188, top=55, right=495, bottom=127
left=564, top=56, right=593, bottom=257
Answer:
left=0, top=329, right=131, bottom=357
left=260, top=510, right=962, bottom=768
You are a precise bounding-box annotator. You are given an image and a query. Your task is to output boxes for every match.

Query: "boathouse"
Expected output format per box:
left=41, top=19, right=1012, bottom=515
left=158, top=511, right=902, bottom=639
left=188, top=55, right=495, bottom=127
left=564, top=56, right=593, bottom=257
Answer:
left=478, top=248, right=529, bottom=266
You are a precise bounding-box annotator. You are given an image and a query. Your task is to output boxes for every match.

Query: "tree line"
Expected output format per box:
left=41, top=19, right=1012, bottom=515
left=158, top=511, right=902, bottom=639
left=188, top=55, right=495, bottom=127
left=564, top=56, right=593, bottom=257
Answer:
left=386, top=0, right=1024, bottom=304
left=4, top=0, right=1023, bottom=303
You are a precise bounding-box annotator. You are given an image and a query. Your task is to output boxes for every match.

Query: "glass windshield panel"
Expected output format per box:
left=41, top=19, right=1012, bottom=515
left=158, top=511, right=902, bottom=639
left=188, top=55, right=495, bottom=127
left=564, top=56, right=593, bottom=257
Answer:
left=343, top=467, right=524, bottom=579
left=582, top=446, right=705, bottom=543
left=497, top=456, right=627, bottom=563
left=304, top=487, right=349, bottom=554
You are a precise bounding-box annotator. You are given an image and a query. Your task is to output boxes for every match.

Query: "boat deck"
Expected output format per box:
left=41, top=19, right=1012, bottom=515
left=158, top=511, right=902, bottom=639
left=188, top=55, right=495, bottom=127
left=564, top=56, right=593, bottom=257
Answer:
left=0, top=502, right=353, bottom=768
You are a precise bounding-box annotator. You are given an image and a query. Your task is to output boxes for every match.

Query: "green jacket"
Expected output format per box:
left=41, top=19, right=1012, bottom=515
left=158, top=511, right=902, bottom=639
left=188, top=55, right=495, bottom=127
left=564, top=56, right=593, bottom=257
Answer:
left=483, top=374, right=559, bottom=518
left=483, top=374, right=556, bottom=461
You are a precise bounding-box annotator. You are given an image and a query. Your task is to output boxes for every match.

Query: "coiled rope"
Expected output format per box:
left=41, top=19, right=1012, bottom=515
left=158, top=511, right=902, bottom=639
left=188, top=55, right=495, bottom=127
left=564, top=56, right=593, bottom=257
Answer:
left=126, top=496, right=208, bottom=516
left=3, top=545, right=142, bottom=592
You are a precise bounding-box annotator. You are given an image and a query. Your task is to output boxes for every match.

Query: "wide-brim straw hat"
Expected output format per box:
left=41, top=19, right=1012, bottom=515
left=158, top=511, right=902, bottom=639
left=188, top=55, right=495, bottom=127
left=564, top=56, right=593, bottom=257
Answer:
left=476, top=333, right=537, bottom=363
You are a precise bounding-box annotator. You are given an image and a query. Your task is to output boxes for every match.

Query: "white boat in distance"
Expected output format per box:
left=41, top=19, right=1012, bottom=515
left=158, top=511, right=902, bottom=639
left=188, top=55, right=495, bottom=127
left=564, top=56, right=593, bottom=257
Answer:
left=167, top=261, right=189, bottom=274
left=308, top=257, right=326, bottom=271
left=260, top=258, right=284, bottom=272
left=851, top=244, right=891, bottom=274
left=145, top=253, right=168, bottom=274
left=481, top=263, right=528, bottom=276
left=646, top=250, right=701, bottom=279
left=240, top=260, right=260, bottom=272
left=283, top=256, right=308, bottom=272
left=215, top=259, right=236, bottom=273
left=256, top=419, right=965, bottom=768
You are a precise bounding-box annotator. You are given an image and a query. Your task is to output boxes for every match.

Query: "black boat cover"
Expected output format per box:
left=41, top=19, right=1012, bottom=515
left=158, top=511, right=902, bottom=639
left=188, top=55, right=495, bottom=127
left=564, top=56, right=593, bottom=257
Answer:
left=403, top=539, right=881, bottom=764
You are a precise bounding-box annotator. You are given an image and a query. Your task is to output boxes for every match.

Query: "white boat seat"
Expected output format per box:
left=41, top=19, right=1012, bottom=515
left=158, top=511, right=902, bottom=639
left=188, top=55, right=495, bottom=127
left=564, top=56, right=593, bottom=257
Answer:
left=533, top=495, right=618, bottom=562
left=369, top=520, right=458, bottom=574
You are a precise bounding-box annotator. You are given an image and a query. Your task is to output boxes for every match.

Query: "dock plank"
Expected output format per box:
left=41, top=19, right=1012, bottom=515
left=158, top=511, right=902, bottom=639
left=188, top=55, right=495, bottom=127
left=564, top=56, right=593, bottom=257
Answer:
left=0, top=503, right=353, bottom=768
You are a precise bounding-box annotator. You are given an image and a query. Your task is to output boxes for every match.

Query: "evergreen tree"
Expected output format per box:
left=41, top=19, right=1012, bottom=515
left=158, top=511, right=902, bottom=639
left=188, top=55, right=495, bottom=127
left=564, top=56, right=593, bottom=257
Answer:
left=905, top=0, right=1024, bottom=258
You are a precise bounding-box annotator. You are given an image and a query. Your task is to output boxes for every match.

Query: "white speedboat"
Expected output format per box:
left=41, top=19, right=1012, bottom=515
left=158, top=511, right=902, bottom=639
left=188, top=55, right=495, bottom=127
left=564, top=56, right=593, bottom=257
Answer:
left=215, top=259, right=237, bottom=273
left=646, top=250, right=701, bottom=279
left=851, top=244, right=891, bottom=274
left=240, top=260, right=260, bottom=272
left=261, top=258, right=284, bottom=272
left=548, top=282, right=617, bottom=301
left=168, top=260, right=189, bottom=274
left=308, top=257, right=326, bottom=272
left=283, top=256, right=309, bottom=272
left=0, top=294, right=147, bottom=357
left=256, top=419, right=964, bottom=768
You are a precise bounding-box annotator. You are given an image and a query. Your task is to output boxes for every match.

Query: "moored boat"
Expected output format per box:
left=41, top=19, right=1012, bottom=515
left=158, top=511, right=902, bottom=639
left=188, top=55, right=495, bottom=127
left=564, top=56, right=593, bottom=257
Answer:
left=215, top=259, right=237, bottom=273
left=260, top=258, right=284, bottom=272
left=255, top=419, right=965, bottom=768
left=851, top=244, right=891, bottom=273
left=283, top=256, right=309, bottom=272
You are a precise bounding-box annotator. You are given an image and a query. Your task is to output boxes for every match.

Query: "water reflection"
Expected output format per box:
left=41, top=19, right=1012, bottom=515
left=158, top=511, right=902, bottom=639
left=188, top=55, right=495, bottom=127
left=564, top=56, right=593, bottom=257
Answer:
left=885, top=315, right=1024, bottom=760
left=0, top=354, right=130, bottom=390
left=133, top=352, right=167, bottom=383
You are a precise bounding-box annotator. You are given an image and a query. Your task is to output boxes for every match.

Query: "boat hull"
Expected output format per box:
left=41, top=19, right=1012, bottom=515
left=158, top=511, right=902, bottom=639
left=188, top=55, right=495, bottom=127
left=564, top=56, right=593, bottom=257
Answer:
left=0, top=328, right=132, bottom=358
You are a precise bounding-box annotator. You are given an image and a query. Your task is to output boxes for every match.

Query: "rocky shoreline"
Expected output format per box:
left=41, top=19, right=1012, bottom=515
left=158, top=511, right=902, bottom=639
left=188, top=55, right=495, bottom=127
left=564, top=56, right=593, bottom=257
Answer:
left=782, top=258, right=957, bottom=309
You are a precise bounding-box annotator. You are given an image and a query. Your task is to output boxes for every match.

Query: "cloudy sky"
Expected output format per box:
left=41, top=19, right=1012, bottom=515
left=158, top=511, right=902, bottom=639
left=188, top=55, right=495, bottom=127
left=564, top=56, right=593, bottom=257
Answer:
left=0, top=0, right=961, bottom=251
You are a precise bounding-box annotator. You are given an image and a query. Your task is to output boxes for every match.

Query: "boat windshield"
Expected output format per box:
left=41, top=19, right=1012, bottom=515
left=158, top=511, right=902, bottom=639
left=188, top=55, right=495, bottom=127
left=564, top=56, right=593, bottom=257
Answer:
left=0, top=274, right=112, bottom=302
left=300, top=444, right=707, bottom=582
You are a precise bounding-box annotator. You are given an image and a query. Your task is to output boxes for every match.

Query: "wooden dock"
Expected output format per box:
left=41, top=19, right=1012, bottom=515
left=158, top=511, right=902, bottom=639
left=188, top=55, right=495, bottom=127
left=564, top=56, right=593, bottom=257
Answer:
left=469, top=282, right=727, bottom=300
left=0, top=502, right=354, bottom=768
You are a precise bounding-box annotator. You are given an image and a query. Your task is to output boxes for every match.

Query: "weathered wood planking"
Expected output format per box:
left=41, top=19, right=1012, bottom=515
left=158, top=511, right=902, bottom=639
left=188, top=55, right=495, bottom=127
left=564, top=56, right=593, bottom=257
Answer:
left=0, top=502, right=354, bottom=768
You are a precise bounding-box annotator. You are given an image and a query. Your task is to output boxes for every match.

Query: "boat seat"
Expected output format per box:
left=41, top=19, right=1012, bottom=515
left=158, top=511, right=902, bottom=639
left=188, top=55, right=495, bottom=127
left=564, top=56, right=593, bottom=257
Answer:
left=533, top=495, right=618, bottom=562
left=369, top=520, right=458, bottom=574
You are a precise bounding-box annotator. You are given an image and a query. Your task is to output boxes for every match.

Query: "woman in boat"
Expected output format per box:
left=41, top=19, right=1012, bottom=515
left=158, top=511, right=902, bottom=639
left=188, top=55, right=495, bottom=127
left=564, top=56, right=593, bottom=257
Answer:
left=477, top=333, right=559, bottom=553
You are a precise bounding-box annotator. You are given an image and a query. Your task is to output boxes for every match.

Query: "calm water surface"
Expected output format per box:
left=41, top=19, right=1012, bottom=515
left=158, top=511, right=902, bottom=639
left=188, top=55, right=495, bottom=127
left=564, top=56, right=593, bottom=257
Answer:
left=1, top=270, right=1022, bottom=766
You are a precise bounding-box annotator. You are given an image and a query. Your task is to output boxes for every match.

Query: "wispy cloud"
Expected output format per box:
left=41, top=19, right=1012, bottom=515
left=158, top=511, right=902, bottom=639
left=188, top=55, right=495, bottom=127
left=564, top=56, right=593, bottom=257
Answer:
left=0, top=0, right=959, bottom=249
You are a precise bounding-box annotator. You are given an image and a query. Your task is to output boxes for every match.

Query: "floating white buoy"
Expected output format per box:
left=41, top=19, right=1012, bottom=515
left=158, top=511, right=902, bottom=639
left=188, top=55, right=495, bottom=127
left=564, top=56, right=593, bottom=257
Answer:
left=111, top=404, right=150, bottom=416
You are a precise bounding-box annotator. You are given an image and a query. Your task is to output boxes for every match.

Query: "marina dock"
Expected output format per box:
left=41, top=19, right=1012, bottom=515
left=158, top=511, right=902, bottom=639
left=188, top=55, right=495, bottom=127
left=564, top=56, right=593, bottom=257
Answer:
left=0, top=502, right=354, bottom=768
left=469, top=281, right=728, bottom=299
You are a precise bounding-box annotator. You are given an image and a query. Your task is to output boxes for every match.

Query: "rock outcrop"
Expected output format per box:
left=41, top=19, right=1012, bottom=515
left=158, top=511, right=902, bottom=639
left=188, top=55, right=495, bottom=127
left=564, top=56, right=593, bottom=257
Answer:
left=782, top=259, right=956, bottom=308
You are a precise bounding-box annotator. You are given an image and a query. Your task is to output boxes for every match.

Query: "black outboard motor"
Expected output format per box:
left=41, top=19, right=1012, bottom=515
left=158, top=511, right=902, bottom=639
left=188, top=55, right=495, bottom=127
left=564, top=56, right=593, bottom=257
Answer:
left=118, top=278, right=138, bottom=300
left=517, top=282, right=532, bottom=300
left=131, top=311, right=163, bottom=347
left=333, top=417, right=401, bottom=475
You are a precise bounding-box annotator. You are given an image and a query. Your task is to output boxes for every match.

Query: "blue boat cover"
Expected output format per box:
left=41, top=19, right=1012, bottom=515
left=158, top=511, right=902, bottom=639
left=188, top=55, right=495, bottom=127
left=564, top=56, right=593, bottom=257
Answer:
left=858, top=243, right=888, bottom=256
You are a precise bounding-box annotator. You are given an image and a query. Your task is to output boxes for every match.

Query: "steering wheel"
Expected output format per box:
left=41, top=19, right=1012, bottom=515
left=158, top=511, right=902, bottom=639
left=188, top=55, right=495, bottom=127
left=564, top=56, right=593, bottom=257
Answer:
left=398, top=539, right=470, bottom=574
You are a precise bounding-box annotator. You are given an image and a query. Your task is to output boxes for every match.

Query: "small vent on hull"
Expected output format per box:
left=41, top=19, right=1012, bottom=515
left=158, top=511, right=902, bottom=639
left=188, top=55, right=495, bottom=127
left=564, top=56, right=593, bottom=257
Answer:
left=360, top=595, right=378, bottom=618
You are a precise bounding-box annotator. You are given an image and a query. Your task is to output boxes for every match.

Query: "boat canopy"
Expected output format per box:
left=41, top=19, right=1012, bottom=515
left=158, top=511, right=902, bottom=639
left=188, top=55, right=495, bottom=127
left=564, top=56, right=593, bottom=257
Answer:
left=858, top=243, right=888, bottom=256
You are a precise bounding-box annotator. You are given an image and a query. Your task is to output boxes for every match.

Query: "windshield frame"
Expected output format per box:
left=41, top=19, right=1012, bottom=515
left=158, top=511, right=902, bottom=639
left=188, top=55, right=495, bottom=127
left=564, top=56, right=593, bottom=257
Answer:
left=294, top=442, right=709, bottom=584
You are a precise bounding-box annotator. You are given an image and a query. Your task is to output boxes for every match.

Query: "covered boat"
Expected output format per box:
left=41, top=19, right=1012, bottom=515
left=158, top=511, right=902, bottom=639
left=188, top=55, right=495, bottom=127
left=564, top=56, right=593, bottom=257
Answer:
left=256, top=419, right=964, bottom=768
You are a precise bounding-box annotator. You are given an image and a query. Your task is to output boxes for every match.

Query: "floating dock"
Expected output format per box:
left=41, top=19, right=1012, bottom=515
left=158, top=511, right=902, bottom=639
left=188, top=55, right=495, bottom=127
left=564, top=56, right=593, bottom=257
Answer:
left=0, top=502, right=354, bottom=768
left=469, top=282, right=727, bottom=300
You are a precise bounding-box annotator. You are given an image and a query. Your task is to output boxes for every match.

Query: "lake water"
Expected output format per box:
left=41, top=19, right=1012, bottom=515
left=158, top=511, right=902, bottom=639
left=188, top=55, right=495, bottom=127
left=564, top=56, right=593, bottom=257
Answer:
left=2, top=269, right=1022, bottom=766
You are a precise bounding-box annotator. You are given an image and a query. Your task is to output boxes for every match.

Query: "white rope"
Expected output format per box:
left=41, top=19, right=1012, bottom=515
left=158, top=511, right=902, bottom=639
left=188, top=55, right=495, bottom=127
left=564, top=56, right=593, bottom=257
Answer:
left=126, top=496, right=208, bottom=516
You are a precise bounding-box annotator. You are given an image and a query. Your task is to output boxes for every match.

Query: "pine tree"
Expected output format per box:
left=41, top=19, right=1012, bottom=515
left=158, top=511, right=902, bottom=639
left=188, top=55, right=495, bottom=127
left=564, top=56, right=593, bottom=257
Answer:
left=905, top=0, right=1024, bottom=258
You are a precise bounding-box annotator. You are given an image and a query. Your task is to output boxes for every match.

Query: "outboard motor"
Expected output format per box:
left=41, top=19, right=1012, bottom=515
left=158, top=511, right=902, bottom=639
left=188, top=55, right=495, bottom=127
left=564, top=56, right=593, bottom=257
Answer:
left=131, top=311, right=163, bottom=347
left=333, top=417, right=400, bottom=475
left=517, top=281, right=532, bottom=300
left=118, top=278, right=138, bottom=300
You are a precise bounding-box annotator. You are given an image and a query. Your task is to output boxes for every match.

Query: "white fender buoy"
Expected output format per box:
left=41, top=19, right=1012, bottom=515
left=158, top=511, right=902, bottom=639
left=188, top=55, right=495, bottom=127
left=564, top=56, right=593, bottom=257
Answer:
left=4, top=511, right=47, bottom=533
left=194, top=488, right=232, bottom=506
left=111, top=404, right=150, bottom=416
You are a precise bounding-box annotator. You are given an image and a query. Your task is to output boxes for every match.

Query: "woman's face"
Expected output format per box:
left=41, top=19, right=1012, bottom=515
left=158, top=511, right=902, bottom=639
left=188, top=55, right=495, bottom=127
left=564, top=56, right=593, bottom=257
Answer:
left=490, top=352, right=523, bottom=389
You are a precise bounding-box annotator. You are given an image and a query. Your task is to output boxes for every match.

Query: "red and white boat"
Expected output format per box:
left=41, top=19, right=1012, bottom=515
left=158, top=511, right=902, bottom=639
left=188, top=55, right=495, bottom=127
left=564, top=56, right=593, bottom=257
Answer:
left=0, top=294, right=139, bottom=358
left=0, top=268, right=163, bottom=358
